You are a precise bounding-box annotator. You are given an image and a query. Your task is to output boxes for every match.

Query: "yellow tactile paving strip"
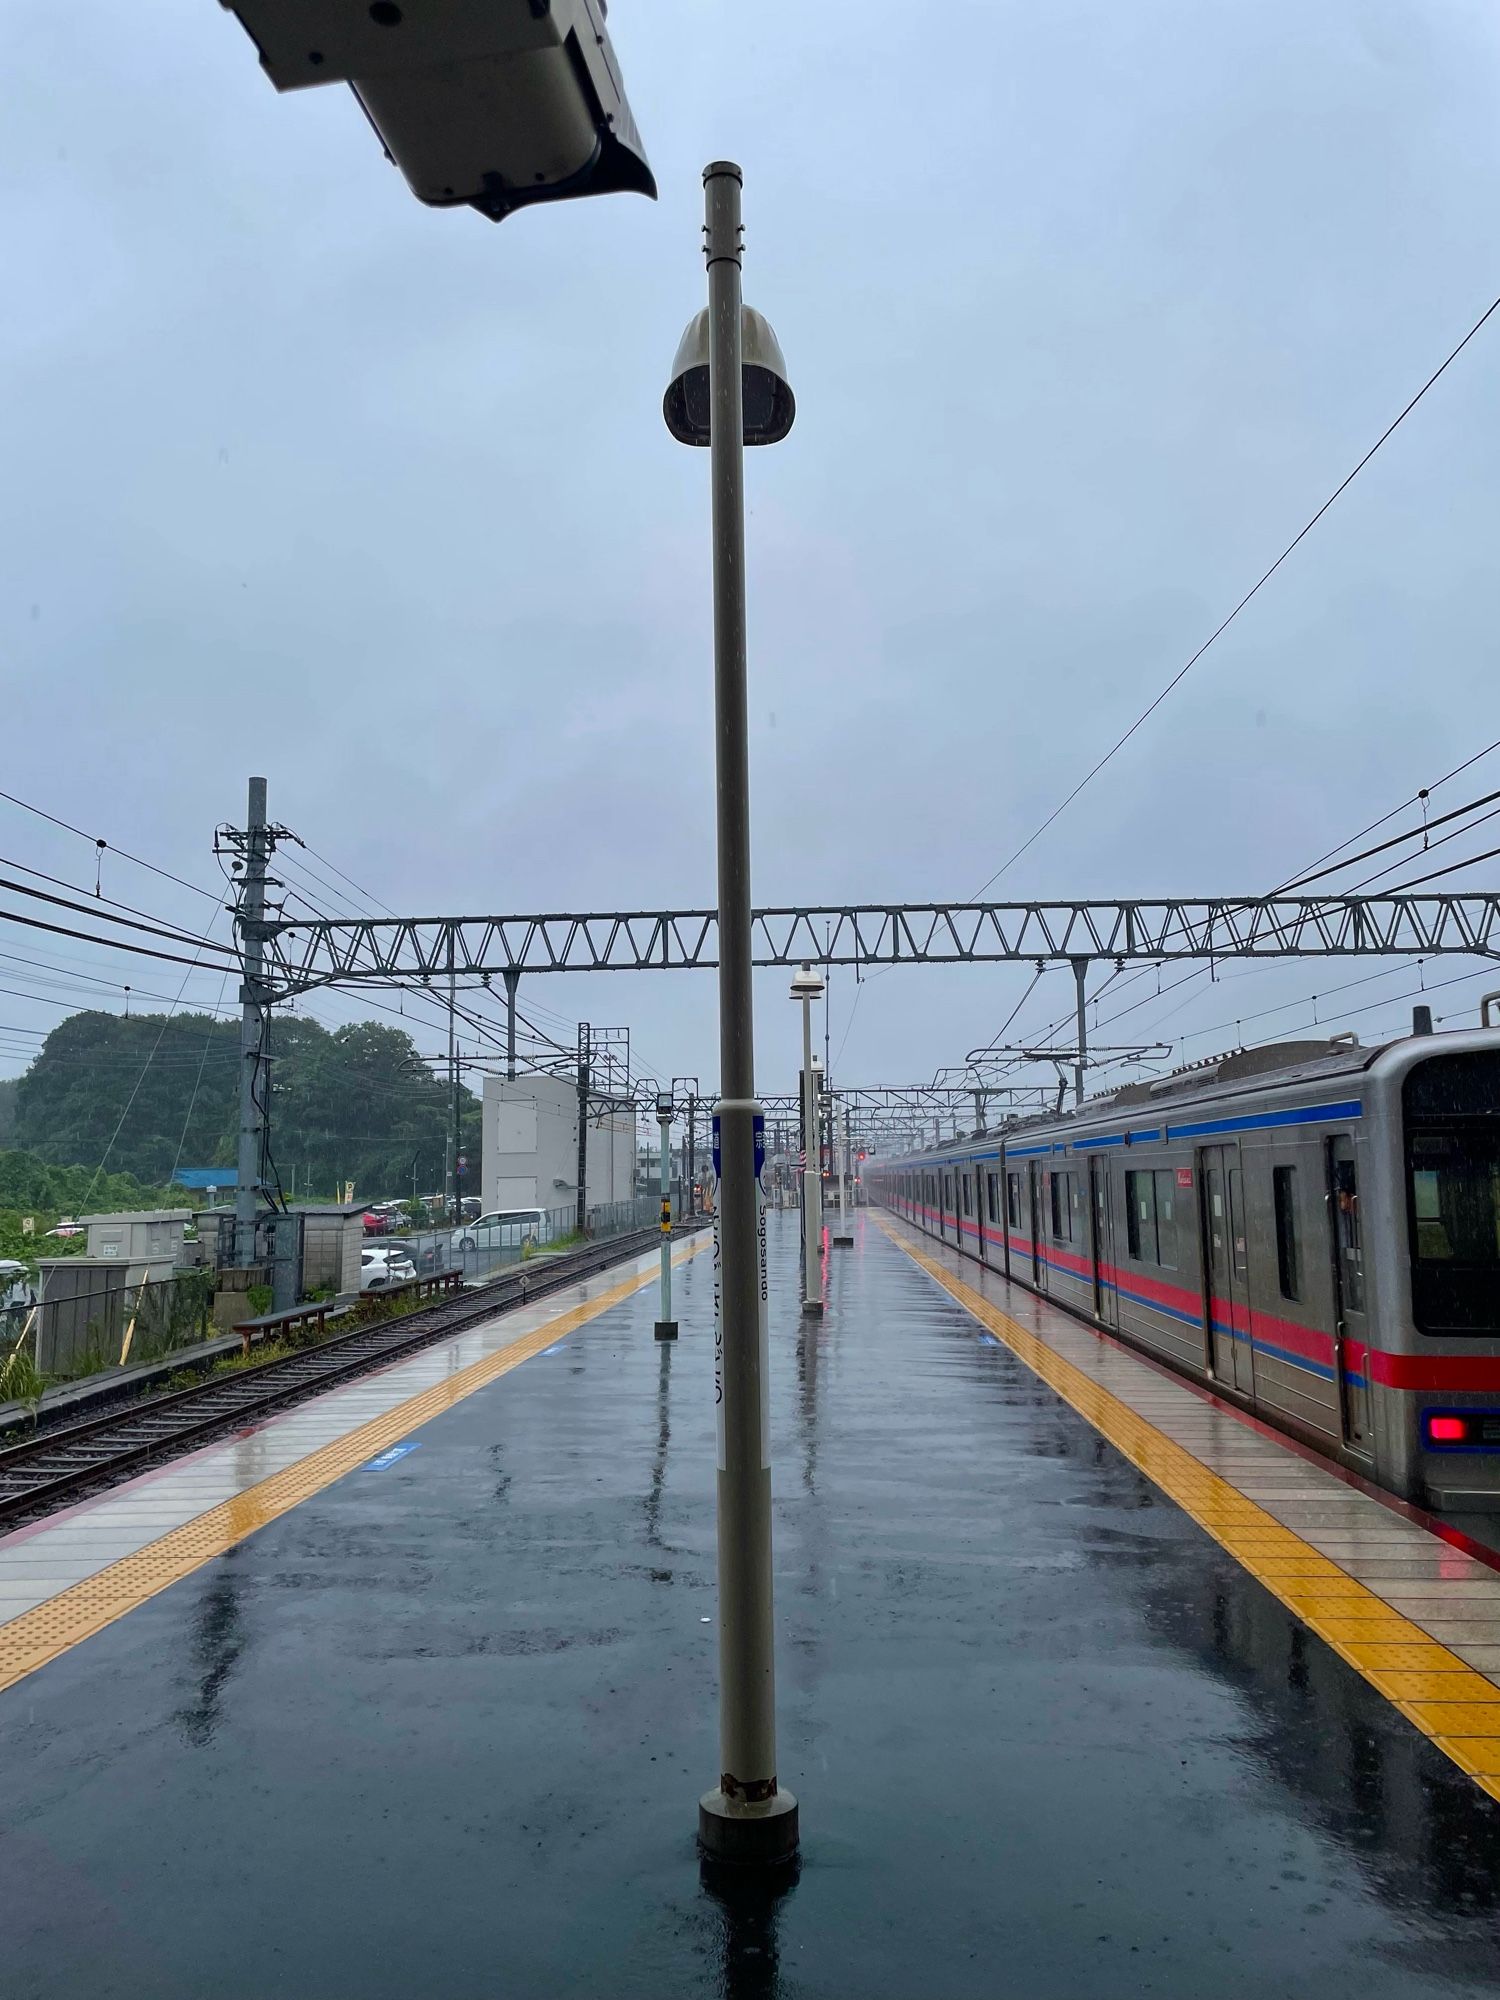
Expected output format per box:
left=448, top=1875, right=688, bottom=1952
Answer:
left=0, top=1237, right=710, bottom=1699
left=882, top=1216, right=1500, bottom=1804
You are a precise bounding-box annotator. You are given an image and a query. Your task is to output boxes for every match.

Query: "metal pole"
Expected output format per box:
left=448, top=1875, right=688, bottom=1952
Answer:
left=576, top=1023, right=590, bottom=1237
left=234, top=777, right=268, bottom=1268
left=448, top=938, right=462, bottom=1223
left=655, top=1104, right=677, bottom=1340
left=698, top=160, right=797, bottom=1867
left=801, top=1000, right=823, bottom=1309
left=687, top=1093, right=697, bottom=1217
left=503, top=967, right=520, bottom=1081
left=1072, top=956, right=1088, bottom=1109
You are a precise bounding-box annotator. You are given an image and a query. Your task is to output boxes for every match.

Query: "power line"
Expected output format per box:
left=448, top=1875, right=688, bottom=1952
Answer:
left=1277, top=735, right=1500, bottom=889
left=1278, top=787, right=1500, bottom=893
left=0, top=905, right=244, bottom=972
left=972, top=288, right=1500, bottom=898
left=0, top=789, right=221, bottom=904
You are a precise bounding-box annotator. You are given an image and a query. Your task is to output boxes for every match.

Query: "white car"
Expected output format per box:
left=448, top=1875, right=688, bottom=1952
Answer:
left=0, top=1259, right=35, bottom=1312
left=455, top=1208, right=550, bottom=1253
left=360, top=1246, right=417, bottom=1292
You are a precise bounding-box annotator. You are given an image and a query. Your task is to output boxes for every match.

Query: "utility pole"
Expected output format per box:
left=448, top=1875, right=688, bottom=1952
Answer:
left=448, top=935, right=462, bottom=1223
left=1072, top=956, right=1089, bottom=1109
left=503, top=967, right=520, bottom=1080
left=226, top=777, right=273, bottom=1269
left=672, top=1075, right=700, bottom=1220
left=576, top=1022, right=591, bottom=1237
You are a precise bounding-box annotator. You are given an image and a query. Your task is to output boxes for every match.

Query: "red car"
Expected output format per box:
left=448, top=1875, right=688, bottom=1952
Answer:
left=361, top=1209, right=395, bottom=1236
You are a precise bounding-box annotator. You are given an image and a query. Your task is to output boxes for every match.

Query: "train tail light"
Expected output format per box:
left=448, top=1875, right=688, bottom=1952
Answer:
left=1427, top=1413, right=1470, bottom=1444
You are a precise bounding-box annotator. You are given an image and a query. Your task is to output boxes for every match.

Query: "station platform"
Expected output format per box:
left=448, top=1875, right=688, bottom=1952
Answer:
left=4, top=1216, right=1500, bottom=1998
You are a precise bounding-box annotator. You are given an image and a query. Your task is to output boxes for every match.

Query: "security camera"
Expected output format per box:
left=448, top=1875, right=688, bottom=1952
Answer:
left=220, top=0, right=655, bottom=223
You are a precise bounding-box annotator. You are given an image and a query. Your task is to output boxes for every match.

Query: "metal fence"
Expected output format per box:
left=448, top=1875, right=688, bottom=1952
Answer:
left=381, top=1196, right=659, bottom=1288
left=2, top=1268, right=215, bottom=1383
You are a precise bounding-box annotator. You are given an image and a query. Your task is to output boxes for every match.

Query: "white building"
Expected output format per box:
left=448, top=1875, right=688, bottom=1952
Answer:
left=481, top=1073, right=637, bottom=1219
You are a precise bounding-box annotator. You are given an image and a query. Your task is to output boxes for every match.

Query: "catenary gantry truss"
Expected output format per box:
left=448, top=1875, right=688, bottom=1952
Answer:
left=260, top=894, right=1500, bottom=995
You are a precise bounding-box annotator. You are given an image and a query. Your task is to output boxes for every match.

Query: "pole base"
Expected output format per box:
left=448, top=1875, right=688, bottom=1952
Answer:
left=800, top=1299, right=824, bottom=1318
left=698, top=1787, right=799, bottom=1867
left=654, top=1320, right=679, bottom=1341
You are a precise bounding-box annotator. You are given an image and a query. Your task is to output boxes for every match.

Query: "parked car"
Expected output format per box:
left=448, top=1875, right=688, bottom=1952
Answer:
left=360, top=1246, right=417, bottom=1291
left=361, top=1209, right=398, bottom=1237
left=455, top=1208, right=550, bottom=1254
left=44, top=1223, right=86, bottom=1239
left=382, top=1236, right=447, bottom=1277
left=0, top=1259, right=35, bottom=1311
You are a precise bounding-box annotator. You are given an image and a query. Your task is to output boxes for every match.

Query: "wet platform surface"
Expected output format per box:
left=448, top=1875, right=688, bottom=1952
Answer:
left=5, top=1216, right=1500, bottom=1998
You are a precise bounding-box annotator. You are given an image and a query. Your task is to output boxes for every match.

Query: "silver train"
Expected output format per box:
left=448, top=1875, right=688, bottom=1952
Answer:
left=869, top=1024, right=1500, bottom=1509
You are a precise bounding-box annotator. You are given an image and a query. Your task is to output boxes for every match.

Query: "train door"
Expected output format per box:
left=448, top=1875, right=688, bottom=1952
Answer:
left=1199, top=1144, right=1253, bottom=1394
left=1327, top=1136, right=1371, bottom=1453
left=1090, top=1157, right=1117, bottom=1325
left=1027, top=1164, right=1047, bottom=1291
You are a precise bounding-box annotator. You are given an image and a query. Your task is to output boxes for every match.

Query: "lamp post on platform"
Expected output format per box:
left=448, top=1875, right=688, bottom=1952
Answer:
left=655, top=1089, right=678, bottom=1341
left=790, top=965, right=825, bottom=1311
left=664, top=161, right=798, bottom=1869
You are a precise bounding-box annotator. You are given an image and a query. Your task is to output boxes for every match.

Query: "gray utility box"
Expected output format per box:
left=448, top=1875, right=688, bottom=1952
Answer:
left=81, top=1209, right=192, bottom=1264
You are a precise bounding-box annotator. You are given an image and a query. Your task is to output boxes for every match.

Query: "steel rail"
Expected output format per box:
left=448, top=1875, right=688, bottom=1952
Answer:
left=0, top=1226, right=687, bottom=1527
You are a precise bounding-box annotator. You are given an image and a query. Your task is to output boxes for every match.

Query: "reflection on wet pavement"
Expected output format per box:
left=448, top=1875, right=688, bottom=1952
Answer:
left=3, top=1216, right=1500, bottom=1999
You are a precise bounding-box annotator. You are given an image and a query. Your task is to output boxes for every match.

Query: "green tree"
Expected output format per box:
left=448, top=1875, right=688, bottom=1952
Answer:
left=10, top=1009, right=480, bottom=1203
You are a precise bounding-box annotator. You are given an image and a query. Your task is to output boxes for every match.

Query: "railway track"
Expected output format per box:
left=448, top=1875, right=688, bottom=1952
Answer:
left=0, top=1224, right=689, bottom=1529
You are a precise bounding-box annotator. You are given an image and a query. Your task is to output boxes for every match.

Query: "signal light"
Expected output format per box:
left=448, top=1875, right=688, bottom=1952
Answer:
left=1427, top=1414, right=1469, bottom=1444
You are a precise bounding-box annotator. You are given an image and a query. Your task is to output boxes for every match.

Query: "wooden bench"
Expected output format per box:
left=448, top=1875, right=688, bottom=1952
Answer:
left=232, top=1301, right=333, bottom=1359
left=232, top=1269, right=464, bottom=1358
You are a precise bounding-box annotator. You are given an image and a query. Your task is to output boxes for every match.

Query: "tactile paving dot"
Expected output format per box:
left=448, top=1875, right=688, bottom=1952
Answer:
left=0, top=1243, right=708, bottom=1696
left=884, top=1216, right=1500, bottom=1805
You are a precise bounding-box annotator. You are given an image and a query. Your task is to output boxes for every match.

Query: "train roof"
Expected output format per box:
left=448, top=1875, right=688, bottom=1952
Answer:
left=896, top=1033, right=1393, bottom=1162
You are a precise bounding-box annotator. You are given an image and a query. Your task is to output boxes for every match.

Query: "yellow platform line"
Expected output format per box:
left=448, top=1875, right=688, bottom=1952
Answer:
left=0, top=1236, right=710, bottom=1699
left=880, top=1215, right=1500, bottom=1804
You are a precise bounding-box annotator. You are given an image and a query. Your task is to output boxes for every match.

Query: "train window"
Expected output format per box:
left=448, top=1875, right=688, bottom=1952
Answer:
left=1406, top=1128, right=1500, bottom=1334
left=1228, top=1168, right=1249, bottom=1280
left=1049, top=1172, right=1073, bottom=1242
left=1152, top=1170, right=1178, bottom=1269
left=1006, top=1173, right=1021, bottom=1230
left=986, top=1173, right=1000, bottom=1223
left=961, top=1174, right=972, bottom=1217
left=1273, top=1165, right=1300, bottom=1300
left=1330, top=1155, right=1364, bottom=1313
left=1125, top=1170, right=1156, bottom=1262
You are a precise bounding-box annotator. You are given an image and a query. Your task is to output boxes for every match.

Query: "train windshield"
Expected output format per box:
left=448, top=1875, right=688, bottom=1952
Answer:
left=1404, top=1052, right=1500, bottom=1335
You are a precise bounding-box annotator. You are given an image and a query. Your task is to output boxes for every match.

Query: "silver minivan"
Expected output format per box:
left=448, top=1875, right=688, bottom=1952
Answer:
left=455, top=1208, right=550, bottom=1253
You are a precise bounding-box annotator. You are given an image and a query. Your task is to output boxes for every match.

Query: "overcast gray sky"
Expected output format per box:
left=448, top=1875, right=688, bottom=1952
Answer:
left=4, top=0, right=1499, bottom=1117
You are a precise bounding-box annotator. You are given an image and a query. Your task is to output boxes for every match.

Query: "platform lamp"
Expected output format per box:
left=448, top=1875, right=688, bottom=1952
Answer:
left=664, top=163, right=798, bottom=1869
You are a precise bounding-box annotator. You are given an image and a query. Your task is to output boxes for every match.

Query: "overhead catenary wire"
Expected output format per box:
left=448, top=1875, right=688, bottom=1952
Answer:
left=971, top=289, right=1500, bottom=900
left=0, top=789, right=221, bottom=905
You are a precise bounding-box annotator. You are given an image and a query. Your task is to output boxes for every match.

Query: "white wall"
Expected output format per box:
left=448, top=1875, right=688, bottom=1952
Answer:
left=482, top=1074, right=639, bottom=1219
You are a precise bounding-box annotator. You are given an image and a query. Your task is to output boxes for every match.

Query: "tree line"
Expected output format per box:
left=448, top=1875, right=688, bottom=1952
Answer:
left=7, top=1010, right=482, bottom=1202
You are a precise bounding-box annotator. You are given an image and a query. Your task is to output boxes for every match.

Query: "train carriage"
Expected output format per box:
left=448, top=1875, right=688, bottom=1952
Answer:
left=870, top=1023, right=1500, bottom=1510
